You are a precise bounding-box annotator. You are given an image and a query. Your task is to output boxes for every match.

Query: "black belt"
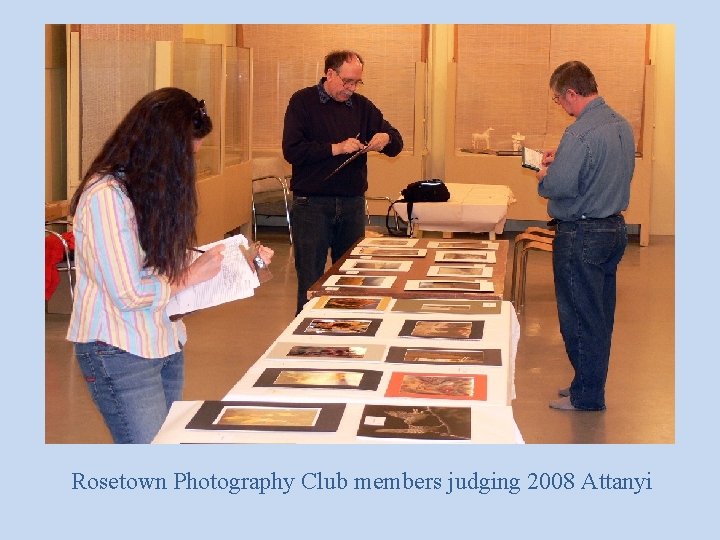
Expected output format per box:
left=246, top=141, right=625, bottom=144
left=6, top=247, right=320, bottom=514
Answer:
left=548, top=213, right=621, bottom=226
left=293, top=194, right=362, bottom=199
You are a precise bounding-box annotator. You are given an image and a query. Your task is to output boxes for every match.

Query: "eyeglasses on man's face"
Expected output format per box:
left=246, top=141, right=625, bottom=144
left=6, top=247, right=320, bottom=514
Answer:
left=341, top=78, right=363, bottom=88
left=333, top=70, right=364, bottom=89
left=552, top=89, right=575, bottom=104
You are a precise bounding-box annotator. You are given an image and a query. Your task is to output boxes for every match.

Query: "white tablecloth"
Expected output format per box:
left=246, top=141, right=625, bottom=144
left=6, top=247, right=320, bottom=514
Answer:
left=394, top=183, right=515, bottom=234
left=153, top=301, right=523, bottom=444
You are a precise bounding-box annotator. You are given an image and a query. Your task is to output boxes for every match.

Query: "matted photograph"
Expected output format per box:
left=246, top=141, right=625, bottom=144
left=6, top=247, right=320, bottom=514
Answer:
left=427, top=265, right=492, bottom=278
left=385, top=372, right=487, bottom=400
left=434, top=250, right=497, bottom=264
left=356, top=405, right=471, bottom=440
left=293, top=317, right=382, bottom=337
left=339, top=259, right=414, bottom=273
left=427, top=240, right=499, bottom=250
left=322, top=274, right=396, bottom=289
left=398, top=319, right=485, bottom=340
left=391, top=298, right=502, bottom=315
left=185, top=400, right=346, bottom=432
left=253, top=367, right=383, bottom=391
left=385, top=346, right=502, bottom=366
left=358, top=237, right=418, bottom=248
left=351, top=246, right=428, bottom=257
left=311, top=295, right=392, bottom=311
left=404, top=279, right=494, bottom=292
left=267, top=342, right=388, bottom=362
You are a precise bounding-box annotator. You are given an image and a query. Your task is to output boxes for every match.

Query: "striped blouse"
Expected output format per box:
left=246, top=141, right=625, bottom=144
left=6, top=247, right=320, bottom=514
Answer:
left=66, top=175, right=186, bottom=358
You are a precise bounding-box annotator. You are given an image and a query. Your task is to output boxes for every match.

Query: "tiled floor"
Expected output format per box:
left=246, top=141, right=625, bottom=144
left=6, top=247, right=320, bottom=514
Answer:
left=44, top=228, right=674, bottom=444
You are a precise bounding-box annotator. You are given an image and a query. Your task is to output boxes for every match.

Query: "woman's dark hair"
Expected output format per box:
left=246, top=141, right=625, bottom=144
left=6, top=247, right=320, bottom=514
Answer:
left=324, top=50, right=364, bottom=73
left=70, top=87, right=213, bottom=283
left=550, top=60, right=599, bottom=97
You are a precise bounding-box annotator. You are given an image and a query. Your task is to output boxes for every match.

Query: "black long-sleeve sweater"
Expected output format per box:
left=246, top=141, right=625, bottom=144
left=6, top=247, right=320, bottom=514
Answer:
left=282, top=80, right=403, bottom=197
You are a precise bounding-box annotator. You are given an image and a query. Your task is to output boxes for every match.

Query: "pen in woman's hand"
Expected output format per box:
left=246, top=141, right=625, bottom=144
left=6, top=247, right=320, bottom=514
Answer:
left=190, top=247, right=206, bottom=254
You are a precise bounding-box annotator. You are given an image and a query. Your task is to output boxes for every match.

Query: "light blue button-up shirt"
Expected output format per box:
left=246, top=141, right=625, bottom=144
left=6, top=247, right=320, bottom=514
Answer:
left=538, top=97, right=635, bottom=221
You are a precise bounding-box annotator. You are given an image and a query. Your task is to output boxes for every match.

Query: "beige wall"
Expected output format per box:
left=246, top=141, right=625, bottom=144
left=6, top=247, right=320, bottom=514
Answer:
left=182, top=25, right=236, bottom=46
left=427, top=24, right=675, bottom=237
left=649, top=24, right=675, bottom=235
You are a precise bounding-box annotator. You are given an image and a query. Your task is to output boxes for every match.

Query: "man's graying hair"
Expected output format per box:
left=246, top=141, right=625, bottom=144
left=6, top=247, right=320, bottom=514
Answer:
left=324, top=50, right=364, bottom=73
left=550, top=61, right=599, bottom=97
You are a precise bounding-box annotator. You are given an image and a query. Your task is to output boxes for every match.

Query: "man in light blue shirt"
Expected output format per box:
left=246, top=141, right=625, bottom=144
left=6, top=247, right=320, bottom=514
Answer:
left=536, top=61, right=635, bottom=411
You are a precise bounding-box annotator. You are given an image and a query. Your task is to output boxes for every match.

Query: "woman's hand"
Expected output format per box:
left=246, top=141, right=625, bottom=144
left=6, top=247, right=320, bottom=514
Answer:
left=256, top=244, right=274, bottom=266
left=170, top=244, right=225, bottom=296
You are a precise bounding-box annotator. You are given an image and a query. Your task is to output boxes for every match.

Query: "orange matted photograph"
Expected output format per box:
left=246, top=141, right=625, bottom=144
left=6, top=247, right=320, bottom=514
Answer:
left=385, top=372, right=487, bottom=401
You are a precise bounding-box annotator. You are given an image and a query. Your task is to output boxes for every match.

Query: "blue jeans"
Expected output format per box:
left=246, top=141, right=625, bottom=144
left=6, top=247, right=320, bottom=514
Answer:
left=74, top=341, right=184, bottom=443
left=552, top=215, right=627, bottom=410
left=291, top=195, right=366, bottom=313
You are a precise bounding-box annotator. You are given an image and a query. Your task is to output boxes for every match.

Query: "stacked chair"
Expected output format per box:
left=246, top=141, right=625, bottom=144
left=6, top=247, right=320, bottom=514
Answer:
left=510, top=227, right=555, bottom=313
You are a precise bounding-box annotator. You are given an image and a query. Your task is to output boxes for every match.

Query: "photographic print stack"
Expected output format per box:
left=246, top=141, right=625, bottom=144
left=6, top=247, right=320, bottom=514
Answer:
left=154, top=237, right=522, bottom=444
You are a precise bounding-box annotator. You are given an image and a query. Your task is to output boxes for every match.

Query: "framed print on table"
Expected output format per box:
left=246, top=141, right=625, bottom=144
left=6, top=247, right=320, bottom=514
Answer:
left=185, top=401, right=346, bottom=432
left=434, top=250, right=497, bottom=264
left=267, top=342, right=388, bottom=362
left=390, top=298, right=502, bottom=315
left=351, top=246, right=428, bottom=257
left=253, top=367, right=383, bottom=391
left=293, top=317, right=383, bottom=337
left=339, top=259, right=414, bottom=273
left=309, top=295, right=392, bottom=311
left=404, top=279, right=494, bottom=292
left=321, top=274, right=397, bottom=289
left=356, top=404, right=472, bottom=441
left=357, top=237, right=418, bottom=248
left=385, top=346, right=502, bottom=366
left=427, top=265, right=492, bottom=278
left=385, top=372, right=487, bottom=400
left=398, top=319, right=485, bottom=340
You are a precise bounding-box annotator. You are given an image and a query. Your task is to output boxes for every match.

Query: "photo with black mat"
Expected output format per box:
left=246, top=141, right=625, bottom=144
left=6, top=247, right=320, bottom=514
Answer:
left=357, top=405, right=471, bottom=440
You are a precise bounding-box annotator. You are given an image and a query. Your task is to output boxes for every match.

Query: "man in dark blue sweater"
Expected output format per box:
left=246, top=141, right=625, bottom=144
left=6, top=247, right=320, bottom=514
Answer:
left=283, top=50, right=403, bottom=313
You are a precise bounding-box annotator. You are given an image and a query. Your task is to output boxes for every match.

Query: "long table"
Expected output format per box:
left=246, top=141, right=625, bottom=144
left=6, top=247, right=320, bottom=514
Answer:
left=154, top=300, right=522, bottom=444
left=153, top=235, right=522, bottom=444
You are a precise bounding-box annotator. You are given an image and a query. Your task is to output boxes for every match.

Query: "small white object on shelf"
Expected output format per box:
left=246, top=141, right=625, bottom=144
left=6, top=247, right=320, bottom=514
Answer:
left=511, top=132, right=525, bottom=151
left=471, top=127, right=494, bottom=150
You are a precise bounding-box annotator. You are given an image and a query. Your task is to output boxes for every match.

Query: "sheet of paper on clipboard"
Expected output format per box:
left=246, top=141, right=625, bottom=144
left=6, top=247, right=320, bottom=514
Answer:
left=166, top=235, right=261, bottom=318
left=521, top=146, right=543, bottom=172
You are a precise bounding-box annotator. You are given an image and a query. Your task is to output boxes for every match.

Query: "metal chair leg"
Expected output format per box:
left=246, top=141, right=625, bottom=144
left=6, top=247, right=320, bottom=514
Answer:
left=517, top=246, right=531, bottom=313
left=510, top=236, right=526, bottom=305
left=517, top=240, right=554, bottom=313
left=282, top=186, right=293, bottom=245
left=251, top=196, right=258, bottom=242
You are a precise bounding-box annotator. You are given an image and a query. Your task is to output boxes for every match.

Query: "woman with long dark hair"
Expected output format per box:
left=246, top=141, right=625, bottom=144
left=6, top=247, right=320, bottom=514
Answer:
left=66, top=88, right=272, bottom=443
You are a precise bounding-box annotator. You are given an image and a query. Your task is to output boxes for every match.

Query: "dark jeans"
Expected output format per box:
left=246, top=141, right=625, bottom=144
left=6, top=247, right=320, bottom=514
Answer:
left=552, top=215, right=627, bottom=410
left=291, top=195, right=366, bottom=313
